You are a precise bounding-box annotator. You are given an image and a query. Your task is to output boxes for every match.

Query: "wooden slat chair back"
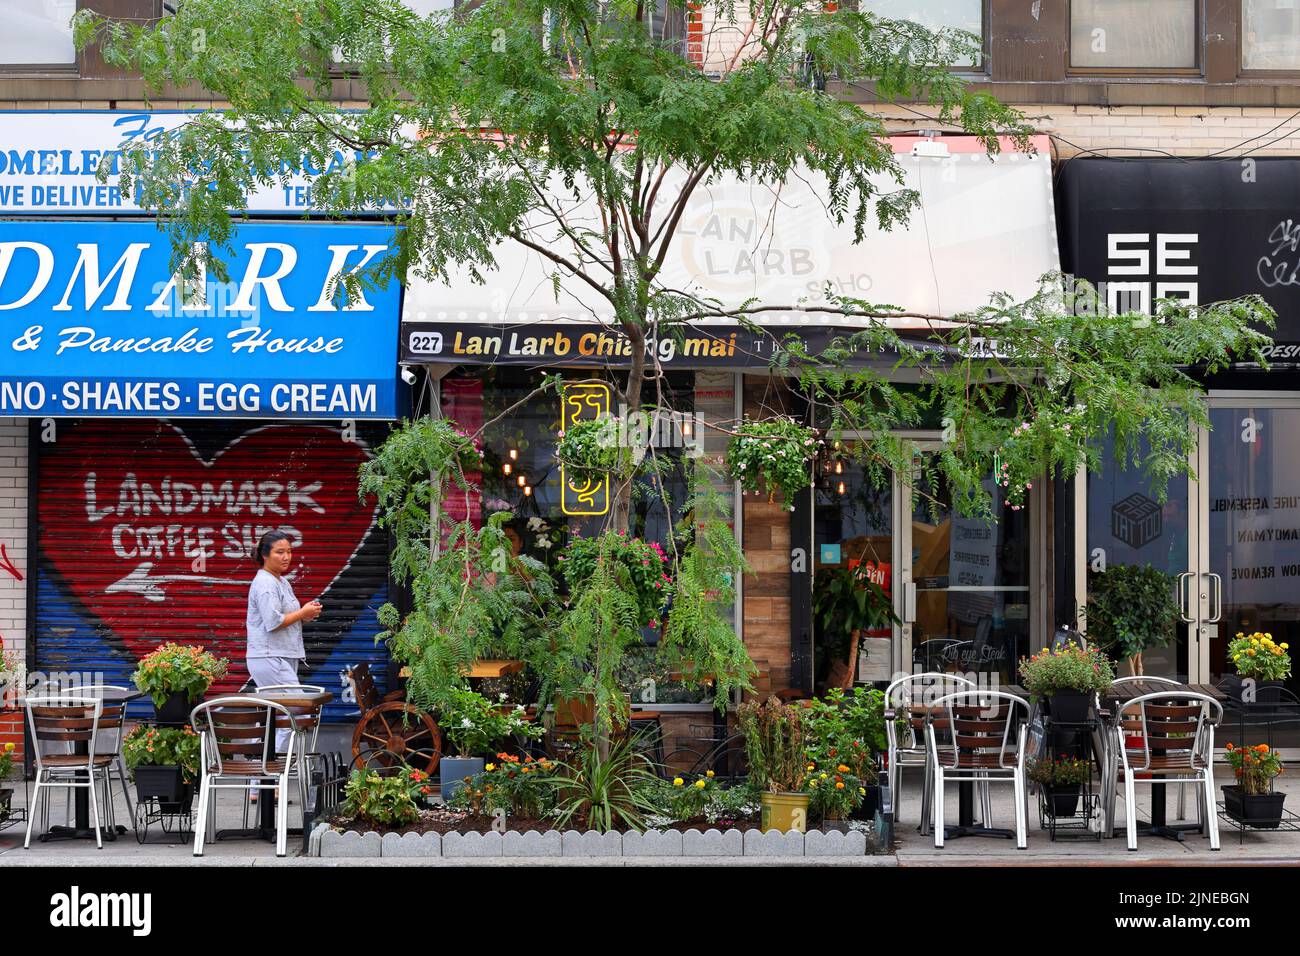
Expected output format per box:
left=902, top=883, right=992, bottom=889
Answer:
left=193, top=699, right=296, bottom=777
left=1118, top=695, right=1214, bottom=774
left=26, top=698, right=110, bottom=771
left=929, top=692, right=1029, bottom=773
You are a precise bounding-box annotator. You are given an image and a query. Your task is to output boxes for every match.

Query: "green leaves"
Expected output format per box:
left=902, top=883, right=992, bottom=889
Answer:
left=1086, top=563, right=1179, bottom=666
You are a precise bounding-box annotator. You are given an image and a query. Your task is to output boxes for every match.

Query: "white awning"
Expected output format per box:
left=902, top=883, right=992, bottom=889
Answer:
left=401, top=134, right=1059, bottom=329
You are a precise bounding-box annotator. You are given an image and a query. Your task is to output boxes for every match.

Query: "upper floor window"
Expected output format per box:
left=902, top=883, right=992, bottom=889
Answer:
left=857, top=0, right=985, bottom=69
left=1069, top=0, right=1197, bottom=70
left=2, top=0, right=76, bottom=66
left=1243, top=0, right=1300, bottom=71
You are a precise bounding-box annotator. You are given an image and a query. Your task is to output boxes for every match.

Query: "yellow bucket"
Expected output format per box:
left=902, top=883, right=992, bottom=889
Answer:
left=760, top=791, right=809, bottom=833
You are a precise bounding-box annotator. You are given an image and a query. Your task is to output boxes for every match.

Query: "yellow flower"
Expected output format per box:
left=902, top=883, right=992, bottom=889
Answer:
left=819, top=772, right=828, bottom=780
left=2, top=742, right=13, bottom=752
left=694, top=779, right=706, bottom=789
left=1266, top=633, right=1273, bottom=640
left=858, top=787, right=866, bottom=795
left=1283, top=643, right=1290, bottom=650
left=1248, top=649, right=1257, bottom=657
left=485, top=763, right=495, bottom=771
left=673, top=777, right=684, bottom=787
left=1237, top=632, right=1245, bottom=639
left=705, top=770, right=715, bottom=778
left=809, top=779, right=818, bottom=788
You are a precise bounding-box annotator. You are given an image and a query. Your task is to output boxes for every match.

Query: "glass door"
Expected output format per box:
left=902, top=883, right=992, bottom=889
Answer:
left=899, top=450, right=1033, bottom=685
left=1199, top=400, right=1300, bottom=696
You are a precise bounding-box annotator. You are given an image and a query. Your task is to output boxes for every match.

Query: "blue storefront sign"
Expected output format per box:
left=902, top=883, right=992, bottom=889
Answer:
left=0, top=220, right=400, bottom=418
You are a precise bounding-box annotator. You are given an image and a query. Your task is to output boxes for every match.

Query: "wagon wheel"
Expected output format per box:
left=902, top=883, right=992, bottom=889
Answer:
left=351, top=702, right=442, bottom=774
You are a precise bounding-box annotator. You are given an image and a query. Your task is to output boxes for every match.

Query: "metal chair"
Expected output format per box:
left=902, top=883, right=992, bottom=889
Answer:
left=926, top=690, right=1032, bottom=849
left=245, top=685, right=327, bottom=828
left=76, top=685, right=135, bottom=831
left=191, top=697, right=301, bottom=857
left=23, top=696, right=112, bottom=850
left=1104, top=676, right=1190, bottom=821
left=1110, top=690, right=1222, bottom=851
left=885, top=672, right=978, bottom=834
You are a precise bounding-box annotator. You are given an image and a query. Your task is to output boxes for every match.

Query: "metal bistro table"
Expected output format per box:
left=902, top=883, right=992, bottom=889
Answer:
left=212, top=688, right=333, bottom=844
left=21, top=685, right=143, bottom=843
left=1101, top=679, right=1227, bottom=843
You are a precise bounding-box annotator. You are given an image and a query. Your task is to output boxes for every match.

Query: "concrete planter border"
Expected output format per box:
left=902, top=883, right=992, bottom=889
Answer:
left=314, top=826, right=870, bottom=859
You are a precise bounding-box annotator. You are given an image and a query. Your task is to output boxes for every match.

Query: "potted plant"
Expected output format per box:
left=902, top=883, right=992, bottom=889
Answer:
left=558, top=531, right=674, bottom=629
left=1227, top=632, right=1292, bottom=702
left=1223, top=743, right=1286, bottom=828
left=132, top=642, right=229, bottom=727
left=739, top=696, right=810, bottom=832
left=726, top=416, right=819, bottom=506
left=439, top=686, right=542, bottom=800
left=555, top=417, right=635, bottom=485
left=1018, top=641, right=1115, bottom=725
left=1086, top=564, right=1178, bottom=676
left=1029, top=755, right=1090, bottom=818
left=803, top=686, right=886, bottom=822
left=813, top=566, right=898, bottom=691
left=123, top=725, right=202, bottom=812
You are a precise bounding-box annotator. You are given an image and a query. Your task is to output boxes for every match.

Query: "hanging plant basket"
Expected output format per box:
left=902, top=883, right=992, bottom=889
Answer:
left=556, top=417, right=635, bottom=485
left=726, top=417, right=819, bottom=507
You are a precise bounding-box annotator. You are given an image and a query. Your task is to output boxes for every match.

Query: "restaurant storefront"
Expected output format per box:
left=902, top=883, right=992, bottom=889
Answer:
left=1059, top=158, right=1300, bottom=746
left=0, top=111, right=405, bottom=726
left=402, top=134, right=1060, bottom=702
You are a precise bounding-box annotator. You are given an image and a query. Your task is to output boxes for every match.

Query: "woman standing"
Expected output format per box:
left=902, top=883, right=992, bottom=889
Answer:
left=246, top=530, right=322, bottom=752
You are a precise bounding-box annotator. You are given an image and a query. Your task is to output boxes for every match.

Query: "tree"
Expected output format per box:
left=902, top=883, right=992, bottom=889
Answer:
left=76, top=0, right=1033, bottom=528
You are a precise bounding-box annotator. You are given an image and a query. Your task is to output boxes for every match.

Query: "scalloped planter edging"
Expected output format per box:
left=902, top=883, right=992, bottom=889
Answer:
left=314, top=827, right=869, bottom=858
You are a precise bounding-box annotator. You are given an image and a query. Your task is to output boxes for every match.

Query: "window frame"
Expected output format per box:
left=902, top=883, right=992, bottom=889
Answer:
left=854, top=0, right=990, bottom=75
left=0, top=0, right=83, bottom=74
left=1065, top=0, right=1202, bottom=76
left=1239, top=0, right=1300, bottom=77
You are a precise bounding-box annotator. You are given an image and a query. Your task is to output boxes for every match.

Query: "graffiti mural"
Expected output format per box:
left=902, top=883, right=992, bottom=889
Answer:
left=35, top=419, right=391, bottom=721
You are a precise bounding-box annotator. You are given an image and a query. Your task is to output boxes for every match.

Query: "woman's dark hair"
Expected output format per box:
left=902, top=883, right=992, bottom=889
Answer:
left=255, top=530, right=292, bottom=564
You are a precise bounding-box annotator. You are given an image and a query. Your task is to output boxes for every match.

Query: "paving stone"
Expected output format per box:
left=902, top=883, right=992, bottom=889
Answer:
left=503, top=830, right=562, bottom=857
left=443, top=831, right=504, bottom=858
left=561, top=829, right=623, bottom=857
left=320, top=829, right=381, bottom=858
left=623, top=829, right=685, bottom=856
left=743, top=828, right=805, bottom=857
left=381, top=831, right=442, bottom=857
left=682, top=828, right=743, bottom=856
left=805, top=829, right=867, bottom=857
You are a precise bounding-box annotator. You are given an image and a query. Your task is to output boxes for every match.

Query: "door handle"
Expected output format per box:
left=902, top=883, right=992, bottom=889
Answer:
left=1177, top=571, right=1195, bottom=623
left=904, top=582, right=916, bottom=623
left=1204, top=572, right=1222, bottom=623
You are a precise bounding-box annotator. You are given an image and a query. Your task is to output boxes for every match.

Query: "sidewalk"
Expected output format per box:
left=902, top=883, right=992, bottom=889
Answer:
left=3, top=771, right=1296, bottom=866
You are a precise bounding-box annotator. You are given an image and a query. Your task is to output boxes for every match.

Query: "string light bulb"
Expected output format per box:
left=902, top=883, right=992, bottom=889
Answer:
left=517, top=474, right=527, bottom=488
left=523, top=485, right=533, bottom=497
left=508, top=448, right=519, bottom=461
left=503, top=463, right=513, bottom=476
left=836, top=481, right=846, bottom=495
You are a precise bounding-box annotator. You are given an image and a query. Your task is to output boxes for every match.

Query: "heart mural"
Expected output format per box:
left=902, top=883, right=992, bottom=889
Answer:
left=37, top=421, right=378, bottom=688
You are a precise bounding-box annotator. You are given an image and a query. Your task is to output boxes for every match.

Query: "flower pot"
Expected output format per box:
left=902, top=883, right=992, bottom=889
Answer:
left=155, top=691, right=198, bottom=728
left=850, top=784, right=880, bottom=821
left=133, top=764, right=196, bottom=813
left=1046, top=690, right=1092, bottom=725
left=1222, top=785, right=1286, bottom=829
left=439, top=756, right=485, bottom=802
left=759, top=791, right=809, bottom=833
left=1043, top=784, right=1081, bottom=818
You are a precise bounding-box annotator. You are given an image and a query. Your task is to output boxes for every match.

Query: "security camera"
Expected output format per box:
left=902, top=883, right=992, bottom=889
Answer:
left=400, top=365, right=417, bottom=386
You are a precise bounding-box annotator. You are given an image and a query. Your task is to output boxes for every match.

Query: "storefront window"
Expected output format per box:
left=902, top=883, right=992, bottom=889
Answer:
left=1242, top=0, right=1300, bottom=71
left=441, top=367, right=736, bottom=706
left=857, top=0, right=984, bottom=68
left=2, top=0, right=76, bottom=65
left=1070, top=0, right=1197, bottom=70
left=1085, top=429, right=1189, bottom=679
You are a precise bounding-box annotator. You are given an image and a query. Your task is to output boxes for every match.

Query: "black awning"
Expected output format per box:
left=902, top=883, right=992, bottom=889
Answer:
left=401, top=321, right=957, bottom=370
left=1057, top=156, right=1300, bottom=359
